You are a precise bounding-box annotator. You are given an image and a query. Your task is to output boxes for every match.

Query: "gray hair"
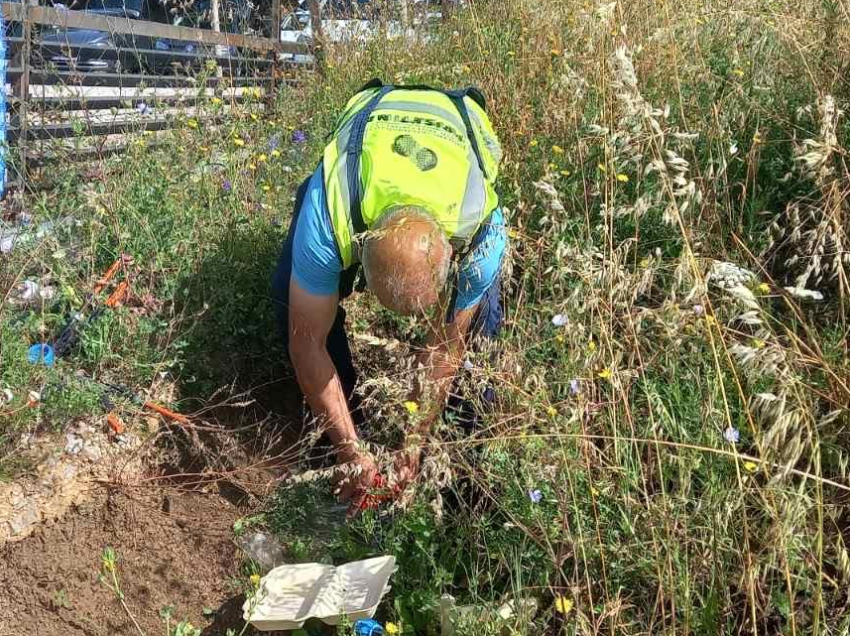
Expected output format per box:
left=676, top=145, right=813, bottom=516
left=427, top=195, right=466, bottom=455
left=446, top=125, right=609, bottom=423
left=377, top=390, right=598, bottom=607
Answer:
left=361, top=207, right=452, bottom=310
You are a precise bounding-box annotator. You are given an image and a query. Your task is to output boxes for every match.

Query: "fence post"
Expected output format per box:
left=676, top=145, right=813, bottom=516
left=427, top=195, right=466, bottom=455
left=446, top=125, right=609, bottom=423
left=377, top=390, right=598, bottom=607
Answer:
left=269, top=0, right=280, bottom=101
left=307, top=0, right=324, bottom=74
left=441, top=0, right=451, bottom=22
left=16, top=1, right=32, bottom=185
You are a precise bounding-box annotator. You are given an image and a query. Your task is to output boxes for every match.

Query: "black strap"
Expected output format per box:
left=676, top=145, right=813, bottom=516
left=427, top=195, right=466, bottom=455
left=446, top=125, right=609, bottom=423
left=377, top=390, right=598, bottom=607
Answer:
left=346, top=84, right=395, bottom=236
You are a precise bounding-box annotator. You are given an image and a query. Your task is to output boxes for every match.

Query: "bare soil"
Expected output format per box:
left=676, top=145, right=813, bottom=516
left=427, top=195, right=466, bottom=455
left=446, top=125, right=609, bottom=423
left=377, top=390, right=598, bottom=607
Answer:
left=0, top=484, right=248, bottom=636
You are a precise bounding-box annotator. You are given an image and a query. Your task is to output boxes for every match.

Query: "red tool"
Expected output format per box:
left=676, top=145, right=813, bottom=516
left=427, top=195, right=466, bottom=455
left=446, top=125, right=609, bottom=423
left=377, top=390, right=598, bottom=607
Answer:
left=355, top=473, right=401, bottom=512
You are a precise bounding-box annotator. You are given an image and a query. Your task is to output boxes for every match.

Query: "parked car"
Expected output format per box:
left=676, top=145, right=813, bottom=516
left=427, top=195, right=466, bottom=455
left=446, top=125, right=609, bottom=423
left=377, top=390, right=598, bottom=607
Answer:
left=37, top=0, right=164, bottom=73
left=151, top=0, right=255, bottom=75
left=36, top=0, right=255, bottom=75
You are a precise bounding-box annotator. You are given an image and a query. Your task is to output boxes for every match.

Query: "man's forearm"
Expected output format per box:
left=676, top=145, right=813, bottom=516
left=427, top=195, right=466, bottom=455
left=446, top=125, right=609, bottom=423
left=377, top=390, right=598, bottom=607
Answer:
left=291, top=345, right=359, bottom=459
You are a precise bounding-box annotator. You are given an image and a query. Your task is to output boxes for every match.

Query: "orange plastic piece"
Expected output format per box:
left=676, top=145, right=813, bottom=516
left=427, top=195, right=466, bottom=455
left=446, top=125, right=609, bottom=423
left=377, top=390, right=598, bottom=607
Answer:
left=107, top=412, right=125, bottom=434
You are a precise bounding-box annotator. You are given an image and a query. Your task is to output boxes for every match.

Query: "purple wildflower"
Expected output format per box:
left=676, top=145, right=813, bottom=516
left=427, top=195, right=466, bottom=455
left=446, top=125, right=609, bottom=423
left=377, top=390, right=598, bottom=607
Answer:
left=222, top=179, right=232, bottom=193
left=570, top=379, right=581, bottom=395
left=136, top=101, right=149, bottom=115
left=693, top=304, right=705, bottom=316
left=528, top=489, right=542, bottom=503
left=292, top=130, right=307, bottom=144
left=724, top=426, right=740, bottom=444
left=268, top=134, right=281, bottom=151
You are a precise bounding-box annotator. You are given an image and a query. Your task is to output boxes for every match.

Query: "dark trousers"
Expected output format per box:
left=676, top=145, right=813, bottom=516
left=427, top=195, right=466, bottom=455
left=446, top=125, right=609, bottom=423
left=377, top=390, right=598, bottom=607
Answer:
left=271, top=176, right=503, bottom=425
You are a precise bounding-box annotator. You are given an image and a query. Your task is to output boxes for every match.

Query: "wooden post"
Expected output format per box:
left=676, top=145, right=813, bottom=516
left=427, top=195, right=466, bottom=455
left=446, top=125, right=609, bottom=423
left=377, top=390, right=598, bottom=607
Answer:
left=268, top=0, right=281, bottom=104
left=210, top=0, right=224, bottom=77
left=399, top=0, right=409, bottom=28
left=17, top=1, right=31, bottom=184
left=307, top=0, right=323, bottom=73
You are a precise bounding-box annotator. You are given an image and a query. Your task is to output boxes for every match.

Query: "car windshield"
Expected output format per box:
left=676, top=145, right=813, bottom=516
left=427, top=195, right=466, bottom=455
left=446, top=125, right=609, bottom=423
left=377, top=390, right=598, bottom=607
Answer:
left=85, top=0, right=143, bottom=15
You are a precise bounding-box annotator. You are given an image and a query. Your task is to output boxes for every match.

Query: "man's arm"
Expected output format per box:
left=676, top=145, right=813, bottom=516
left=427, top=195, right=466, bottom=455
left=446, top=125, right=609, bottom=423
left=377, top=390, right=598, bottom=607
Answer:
left=288, top=278, right=376, bottom=502
left=391, top=303, right=476, bottom=488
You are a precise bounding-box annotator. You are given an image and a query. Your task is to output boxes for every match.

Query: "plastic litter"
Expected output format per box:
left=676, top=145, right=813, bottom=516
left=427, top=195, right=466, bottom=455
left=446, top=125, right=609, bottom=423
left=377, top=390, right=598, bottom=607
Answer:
left=354, top=618, right=384, bottom=635
left=236, top=531, right=287, bottom=571
left=0, top=220, right=58, bottom=254
left=244, top=555, right=396, bottom=631
left=27, top=343, right=55, bottom=367
left=8, top=280, right=56, bottom=306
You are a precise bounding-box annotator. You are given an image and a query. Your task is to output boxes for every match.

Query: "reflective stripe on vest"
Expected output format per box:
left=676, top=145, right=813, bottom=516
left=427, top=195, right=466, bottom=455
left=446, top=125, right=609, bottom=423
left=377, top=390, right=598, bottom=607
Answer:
left=323, top=88, right=500, bottom=268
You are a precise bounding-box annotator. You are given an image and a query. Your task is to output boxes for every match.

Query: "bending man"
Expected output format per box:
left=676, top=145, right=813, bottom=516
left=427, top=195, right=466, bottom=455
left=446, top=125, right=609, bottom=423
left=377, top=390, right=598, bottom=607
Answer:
left=272, top=80, right=507, bottom=506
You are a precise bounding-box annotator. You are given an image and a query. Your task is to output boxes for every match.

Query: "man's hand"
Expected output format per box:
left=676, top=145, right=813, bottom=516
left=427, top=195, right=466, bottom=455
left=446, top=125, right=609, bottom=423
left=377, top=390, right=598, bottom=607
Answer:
left=391, top=444, right=421, bottom=493
left=332, top=448, right=378, bottom=508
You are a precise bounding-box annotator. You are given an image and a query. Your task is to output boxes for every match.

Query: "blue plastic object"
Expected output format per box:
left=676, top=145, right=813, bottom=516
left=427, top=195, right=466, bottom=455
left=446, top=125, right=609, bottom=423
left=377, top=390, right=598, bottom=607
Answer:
left=28, top=343, right=55, bottom=367
left=353, top=619, right=384, bottom=636
left=0, top=9, right=6, bottom=199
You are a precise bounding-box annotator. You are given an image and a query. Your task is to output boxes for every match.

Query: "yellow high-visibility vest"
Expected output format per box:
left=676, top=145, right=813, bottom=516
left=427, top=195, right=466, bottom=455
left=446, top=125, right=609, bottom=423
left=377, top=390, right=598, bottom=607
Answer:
left=323, top=82, right=502, bottom=268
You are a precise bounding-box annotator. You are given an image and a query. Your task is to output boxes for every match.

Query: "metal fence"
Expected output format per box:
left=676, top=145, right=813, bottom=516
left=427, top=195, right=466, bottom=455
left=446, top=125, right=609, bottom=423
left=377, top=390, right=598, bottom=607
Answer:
left=1, top=0, right=315, bottom=188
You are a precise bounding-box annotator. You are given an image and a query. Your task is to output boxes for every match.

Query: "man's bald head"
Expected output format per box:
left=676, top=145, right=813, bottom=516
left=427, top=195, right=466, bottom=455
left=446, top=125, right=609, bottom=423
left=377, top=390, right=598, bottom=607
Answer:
left=361, top=206, right=452, bottom=316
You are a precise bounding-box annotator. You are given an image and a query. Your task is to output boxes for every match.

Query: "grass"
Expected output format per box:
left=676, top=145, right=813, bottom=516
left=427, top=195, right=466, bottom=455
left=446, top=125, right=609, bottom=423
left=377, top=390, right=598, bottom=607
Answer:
left=2, top=0, right=850, bottom=633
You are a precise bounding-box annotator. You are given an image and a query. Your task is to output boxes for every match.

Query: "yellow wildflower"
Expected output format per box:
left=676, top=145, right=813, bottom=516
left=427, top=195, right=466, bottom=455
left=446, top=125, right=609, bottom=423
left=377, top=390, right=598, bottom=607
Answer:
left=591, top=486, right=600, bottom=496
left=705, top=315, right=717, bottom=326
left=200, top=146, right=209, bottom=152
left=187, top=118, right=199, bottom=129
left=385, top=623, right=400, bottom=635
left=757, top=283, right=770, bottom=294
left=250, top=574, right=261, bottom=588
left=263, top=184, right=271, bottom=192
left=733, top=68, right=744, bottom=77
left=616, top=173, right=629, bottom=182
left=587, top=340, right=597, bottom=353
left=507, top=51, right=515, bottom=57
left=744, top=461, right=758, bottom=473
left=639, top=258, right=650, bottom=268
left=530, top=139, right=538, bottom=148
left=547, top=405, right=557, bottom=418
left=211, top=97, right=222, bottom=106
left=233, top=138, right=245, bottom=147
left=552, top=145, right=564, bottom=154
left=551, top=48, right=561, bottom=56
left=752, top=338, right=766, bottom=349
left=271, top=149, right=281, bottom=158
left=249, top=163, right=257, bottom=170
left=597, top=162, right=606, bottom=172
left=598, top=368, right=612, bottom=380
left=560, top=169, right=571, bottom=177
left=555, top=334, right=565, bottom=344
left=258, top=153, right=268, bottom=163
left=404, top=401, right=419, bottom=414
left=250, top=113, right=259, bottom=121
left=554, top=595, right=573, bottom=615
left=752, top=132, right=762, bottom=144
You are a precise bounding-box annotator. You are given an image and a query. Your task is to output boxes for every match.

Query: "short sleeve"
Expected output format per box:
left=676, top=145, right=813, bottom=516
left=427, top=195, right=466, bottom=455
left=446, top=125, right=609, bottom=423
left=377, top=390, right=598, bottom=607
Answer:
left=455, top=208, right=507, bottom=311
left=291, top=168, right=343, bottom=296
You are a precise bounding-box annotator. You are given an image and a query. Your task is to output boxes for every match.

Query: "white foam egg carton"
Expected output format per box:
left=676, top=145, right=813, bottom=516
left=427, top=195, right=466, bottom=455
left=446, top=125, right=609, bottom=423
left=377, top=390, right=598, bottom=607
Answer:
left=243, top=555, right=397, bottom=631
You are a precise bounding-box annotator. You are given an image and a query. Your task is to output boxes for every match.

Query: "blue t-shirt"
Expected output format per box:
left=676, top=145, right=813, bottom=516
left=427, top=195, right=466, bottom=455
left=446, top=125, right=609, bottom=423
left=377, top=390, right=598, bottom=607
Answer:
left=292, top=166, right=507, bottom=311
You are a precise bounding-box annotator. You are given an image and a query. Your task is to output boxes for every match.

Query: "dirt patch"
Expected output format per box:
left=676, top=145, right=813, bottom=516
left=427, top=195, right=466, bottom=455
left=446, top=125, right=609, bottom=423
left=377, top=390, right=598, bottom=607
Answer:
left=0, top=484, right=247, bottom=636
